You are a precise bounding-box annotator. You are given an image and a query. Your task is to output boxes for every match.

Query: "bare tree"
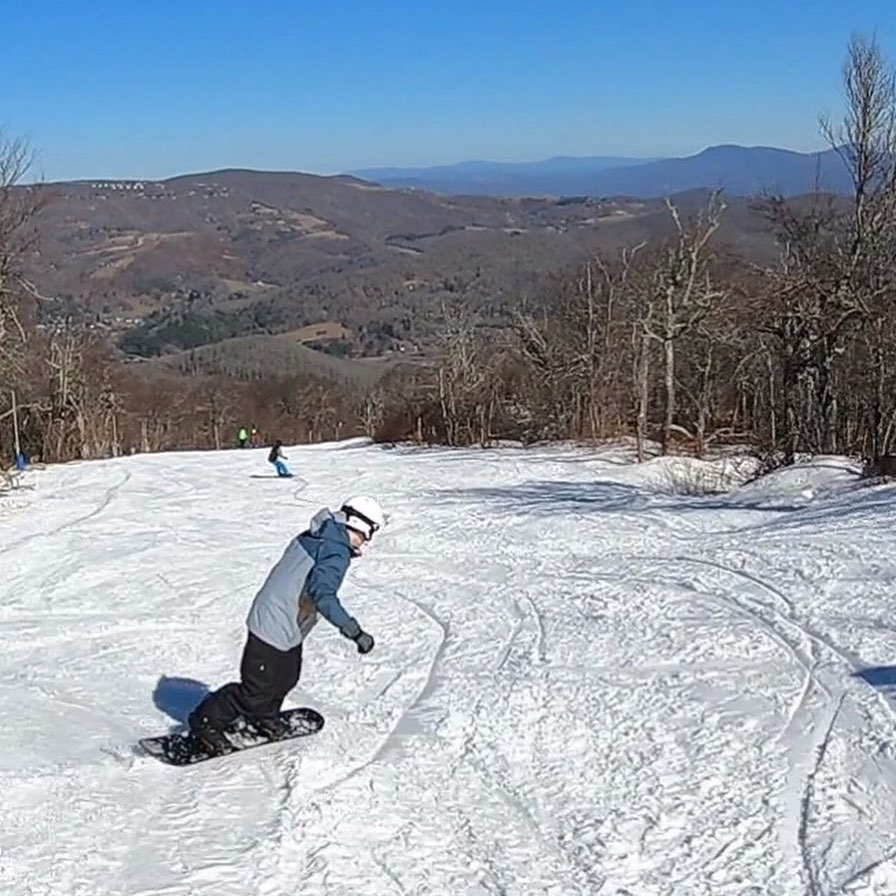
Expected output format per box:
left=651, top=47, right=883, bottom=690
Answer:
left=754, top=36, right=896, bottom=461
left=511, top=245, right=645, bottom=444
left=639, top=192, right=726, bottom=454
left=569, top=245, right=645, bottom=439
left=435, top=305, right=497, bottom=446
left=676, top=263, right=757, bottom=456
left=360, top=389, right=385, bottom=438
left=630, top=313, right=653, bottom=462
left=513, top=307, right=579, bottom=439
left=0, top=134, right=41, bottom=399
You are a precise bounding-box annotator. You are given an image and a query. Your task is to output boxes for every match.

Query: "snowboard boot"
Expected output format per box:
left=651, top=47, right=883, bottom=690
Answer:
left=252, top=715, right=291, bottom=741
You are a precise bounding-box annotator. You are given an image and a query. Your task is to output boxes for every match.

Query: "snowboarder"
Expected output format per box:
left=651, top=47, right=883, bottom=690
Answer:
left=187, top=496, right=385, bottom=755
left=268, top=440, right=292, bottom=477
left=238, top=427, right=249, bottom=448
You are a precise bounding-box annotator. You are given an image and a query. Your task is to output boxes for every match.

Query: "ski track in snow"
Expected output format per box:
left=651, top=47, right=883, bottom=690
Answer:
left=3, top=442, right=896, bottom=894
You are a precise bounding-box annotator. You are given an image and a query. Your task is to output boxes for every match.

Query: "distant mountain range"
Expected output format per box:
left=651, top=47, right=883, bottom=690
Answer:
left=349, top=144, right=853, bottom=199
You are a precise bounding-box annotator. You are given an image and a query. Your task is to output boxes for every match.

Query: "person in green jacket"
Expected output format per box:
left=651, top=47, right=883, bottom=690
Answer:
left=238, top=427, right=248, bottom=448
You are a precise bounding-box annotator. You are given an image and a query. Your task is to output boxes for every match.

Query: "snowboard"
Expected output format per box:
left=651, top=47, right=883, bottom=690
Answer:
left=137, top=706, right=325, bottom=766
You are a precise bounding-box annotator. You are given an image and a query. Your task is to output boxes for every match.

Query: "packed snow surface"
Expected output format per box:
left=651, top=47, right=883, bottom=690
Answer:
left=3, top=439, right=896, bottom=895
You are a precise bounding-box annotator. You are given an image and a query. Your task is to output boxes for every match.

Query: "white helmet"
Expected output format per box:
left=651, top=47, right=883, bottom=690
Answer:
left=341, top=495, right=385, bottom=542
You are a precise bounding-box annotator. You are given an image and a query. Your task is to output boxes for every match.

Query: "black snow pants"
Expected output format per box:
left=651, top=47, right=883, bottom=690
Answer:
left=188, top=632, right=303, bottom=733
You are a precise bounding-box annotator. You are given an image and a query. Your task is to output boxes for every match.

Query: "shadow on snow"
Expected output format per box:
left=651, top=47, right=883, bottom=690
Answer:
left=854, top=666, right=896, bottom=711
left=447, top=480, right=650, bottom=514
left=433, top=479, right=791, bottom=517
left=434, top=477, right=896, bottom=531
left=855, top=666, right=896, bottom=686
left=152, top=675, right=210, bottom=727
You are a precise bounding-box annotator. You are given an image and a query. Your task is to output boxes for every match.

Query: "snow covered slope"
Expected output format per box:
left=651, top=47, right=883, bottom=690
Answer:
left=3, top=440, right=896, bottom=895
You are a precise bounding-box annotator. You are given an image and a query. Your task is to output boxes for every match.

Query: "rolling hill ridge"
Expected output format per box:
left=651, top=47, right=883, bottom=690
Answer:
left=18, top=150, right=832, bottom=377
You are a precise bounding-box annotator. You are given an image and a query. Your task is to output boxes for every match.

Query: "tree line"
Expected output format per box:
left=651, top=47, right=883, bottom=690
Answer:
left=2, top=36, right=895, bottom=470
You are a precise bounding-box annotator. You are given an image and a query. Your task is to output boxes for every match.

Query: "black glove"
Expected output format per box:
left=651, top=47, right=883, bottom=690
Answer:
left=355, top=631, right=374, bottom=654
left=340, top=619, right=374, bottom=654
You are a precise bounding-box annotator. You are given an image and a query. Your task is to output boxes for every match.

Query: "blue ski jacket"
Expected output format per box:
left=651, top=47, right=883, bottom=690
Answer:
left=245, top=507, right=361, bottom=651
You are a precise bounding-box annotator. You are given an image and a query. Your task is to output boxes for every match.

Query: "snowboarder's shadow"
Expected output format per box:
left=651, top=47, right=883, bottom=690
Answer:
left=152, top=675, right=210, bottom=729
left=854, top=666, right=896, bottom=712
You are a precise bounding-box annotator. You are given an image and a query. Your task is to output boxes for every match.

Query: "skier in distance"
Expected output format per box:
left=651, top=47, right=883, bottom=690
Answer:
left=268, top=439, right=292, bottom=477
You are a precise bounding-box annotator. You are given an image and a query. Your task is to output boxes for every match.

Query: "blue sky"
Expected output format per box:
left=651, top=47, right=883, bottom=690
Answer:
left=4, top=0, right=896, bottom=181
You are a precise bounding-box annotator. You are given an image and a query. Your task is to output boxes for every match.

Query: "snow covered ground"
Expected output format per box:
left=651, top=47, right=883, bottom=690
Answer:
left=3, top=438, right=896, bottom=895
